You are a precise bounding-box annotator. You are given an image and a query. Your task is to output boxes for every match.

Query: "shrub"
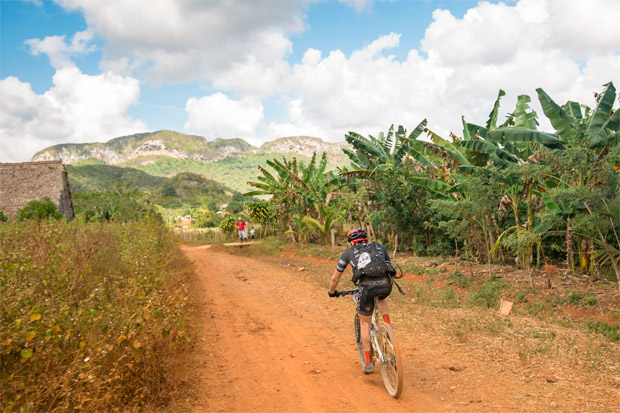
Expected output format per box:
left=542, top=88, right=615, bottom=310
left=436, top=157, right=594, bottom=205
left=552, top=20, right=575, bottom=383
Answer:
left=567, top=291, right=582, bottom=304
left=467, top=275, right=509, bottom=309
left=0, top=211, right=8, bottom=222
left=586, top=321, right=620, bottom=342
left=219, top=216, right=236, bottom=233
left=17, top=197, right=64, bottom=221
left=0, top=219, right=194, bottom=411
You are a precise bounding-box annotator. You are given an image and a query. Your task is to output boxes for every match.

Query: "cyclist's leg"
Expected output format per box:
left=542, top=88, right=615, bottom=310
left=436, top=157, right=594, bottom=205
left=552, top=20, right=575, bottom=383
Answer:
left=377, top=298, right=391, bottom=325
left=358, top=313, right=372, bottom=352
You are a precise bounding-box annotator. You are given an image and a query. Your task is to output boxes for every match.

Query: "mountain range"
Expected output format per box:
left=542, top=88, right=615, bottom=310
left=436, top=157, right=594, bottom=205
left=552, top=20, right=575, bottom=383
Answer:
left=33, top=130, right=350, bottom=193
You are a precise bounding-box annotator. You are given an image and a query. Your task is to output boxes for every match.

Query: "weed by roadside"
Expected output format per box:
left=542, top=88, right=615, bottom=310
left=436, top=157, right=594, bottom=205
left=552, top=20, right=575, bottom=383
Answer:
left=0, top=219, right=195, bottom=412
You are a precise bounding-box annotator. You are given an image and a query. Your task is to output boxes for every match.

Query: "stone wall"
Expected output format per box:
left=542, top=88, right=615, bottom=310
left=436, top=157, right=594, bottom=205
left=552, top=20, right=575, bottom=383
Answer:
left=0, top=161, right=74, bottom=221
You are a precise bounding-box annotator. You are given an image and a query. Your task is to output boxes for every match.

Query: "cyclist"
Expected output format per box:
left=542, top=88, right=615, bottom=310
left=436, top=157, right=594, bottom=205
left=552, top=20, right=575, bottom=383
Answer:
left=328, top=228, right=393, bottom=374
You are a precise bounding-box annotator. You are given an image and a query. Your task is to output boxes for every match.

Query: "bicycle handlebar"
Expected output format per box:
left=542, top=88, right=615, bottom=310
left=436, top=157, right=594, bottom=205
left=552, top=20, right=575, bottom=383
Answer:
left=335, top=288, right=359, bottom=297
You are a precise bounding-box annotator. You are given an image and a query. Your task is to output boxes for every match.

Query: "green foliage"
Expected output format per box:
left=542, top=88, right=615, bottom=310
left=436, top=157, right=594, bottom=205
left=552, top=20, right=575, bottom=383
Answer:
left=567, top=291, right=582, bottom=304
left=0, top=219, right=194, bottom=411
left=247, top=201, right=277, bottom=227
left=0, top=211, right=8, bottom=223
left=467, top=275, right=510, bottom=309
left=585, top=320, right=620, bottom=342
left=446, top=271, right=472, bottom=288
left=584, top=293, right=598, bottom=306
left=66, top=164, right=168, bottom=193
left=73, top=189, right=161, bottom=223
left=17, top=197, right=64, bottom=221
left=219, top=216, right=236, bottom=233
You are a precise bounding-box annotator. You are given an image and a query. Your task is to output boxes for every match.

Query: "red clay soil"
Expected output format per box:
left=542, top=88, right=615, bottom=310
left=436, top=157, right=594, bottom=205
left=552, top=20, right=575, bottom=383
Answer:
left=180, top=246, right=620, bottom=412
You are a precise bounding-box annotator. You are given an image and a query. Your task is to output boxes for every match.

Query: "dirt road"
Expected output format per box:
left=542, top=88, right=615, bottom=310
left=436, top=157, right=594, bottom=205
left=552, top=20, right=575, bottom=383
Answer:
left=183, top=246, right=449, bottom=412
left=181, top=246, right=619, bottom=413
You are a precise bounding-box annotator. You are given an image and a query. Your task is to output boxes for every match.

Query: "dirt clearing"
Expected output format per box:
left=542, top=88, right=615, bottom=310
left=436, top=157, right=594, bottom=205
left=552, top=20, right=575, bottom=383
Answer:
left=179, top=246, right=619, bottom=412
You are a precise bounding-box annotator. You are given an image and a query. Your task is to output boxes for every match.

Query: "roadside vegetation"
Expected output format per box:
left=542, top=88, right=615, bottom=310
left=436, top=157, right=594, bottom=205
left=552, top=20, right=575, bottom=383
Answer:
left=245, top=83, right=620, bottom=297
left=0, top=202, right=196, bottom=411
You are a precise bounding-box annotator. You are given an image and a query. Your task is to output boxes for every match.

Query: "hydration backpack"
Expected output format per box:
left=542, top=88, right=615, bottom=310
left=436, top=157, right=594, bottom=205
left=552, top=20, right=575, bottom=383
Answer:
left=351, top=242, right=389, bottom=283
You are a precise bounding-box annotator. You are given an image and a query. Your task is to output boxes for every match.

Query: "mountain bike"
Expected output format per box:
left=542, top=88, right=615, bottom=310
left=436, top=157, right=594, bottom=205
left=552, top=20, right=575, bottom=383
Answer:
left=336, top=287, right=404, bottom=398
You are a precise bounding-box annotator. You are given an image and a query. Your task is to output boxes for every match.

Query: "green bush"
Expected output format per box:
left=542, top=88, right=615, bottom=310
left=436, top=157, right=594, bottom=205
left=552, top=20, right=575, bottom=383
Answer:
left=567, top=291, right=582, bottom=304
left=219, top=216, right=236, bottom=233
left=0, top=219, right=194, bottom=411
left=586, top=321, right=620, bottom=342
left=0, top=211, right=8, bottom=223
left=17, top=197, right=64, bottom=221
left=467, top=275, right=509, bottom=309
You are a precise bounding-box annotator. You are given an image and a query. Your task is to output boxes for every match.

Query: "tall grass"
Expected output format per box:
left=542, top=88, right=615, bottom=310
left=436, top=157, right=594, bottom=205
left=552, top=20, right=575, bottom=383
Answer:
left=0, top=219, right=194, bottom=411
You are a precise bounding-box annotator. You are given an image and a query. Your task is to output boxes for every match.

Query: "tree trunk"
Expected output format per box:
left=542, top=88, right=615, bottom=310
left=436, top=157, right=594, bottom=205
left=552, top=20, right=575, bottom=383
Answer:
left=393, top=233, right=398, bottom=259
left=614, top=260, right=620, bottom=298
left=580, top=237, right=588, bottom=274
left=362, top=203, right=377, bottom=241
left=288, top=225, right=297, bottom=244
left=565, top=217, right=573, bottom=272
left=588, top=238, right=600, bottom=281
left=330, top=228, right=336, bottom=252
left=425, top=228, right=431, bottom=248
left=527, top=266, right=534, bottom=289
left=264, top=224, right=269, bottom=238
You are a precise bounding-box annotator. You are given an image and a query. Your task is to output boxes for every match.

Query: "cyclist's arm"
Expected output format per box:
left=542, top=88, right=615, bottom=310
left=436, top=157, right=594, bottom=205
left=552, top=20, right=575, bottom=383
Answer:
left=328, top=269, right=343, bottom=294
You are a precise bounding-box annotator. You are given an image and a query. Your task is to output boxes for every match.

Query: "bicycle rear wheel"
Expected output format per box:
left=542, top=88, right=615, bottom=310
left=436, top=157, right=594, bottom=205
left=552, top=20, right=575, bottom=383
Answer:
left=378, top=323, right=403, bottom=398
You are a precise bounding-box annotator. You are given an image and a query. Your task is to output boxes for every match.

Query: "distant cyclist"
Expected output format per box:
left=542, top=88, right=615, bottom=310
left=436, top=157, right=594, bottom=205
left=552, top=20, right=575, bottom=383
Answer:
left=328, top=228, right=394, bottom=374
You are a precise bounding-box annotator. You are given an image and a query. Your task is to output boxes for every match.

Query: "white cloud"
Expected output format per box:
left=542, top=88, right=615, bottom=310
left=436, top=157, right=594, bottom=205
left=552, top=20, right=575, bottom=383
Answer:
left=0, top=68, right=146, bottom=162
left=261, top=0, right=620, bottom=145
left=55, top=0, right=306, bottom=90
left=25, top=31, right=95, bottom=69
left=184, top=93, right=263, bottom=140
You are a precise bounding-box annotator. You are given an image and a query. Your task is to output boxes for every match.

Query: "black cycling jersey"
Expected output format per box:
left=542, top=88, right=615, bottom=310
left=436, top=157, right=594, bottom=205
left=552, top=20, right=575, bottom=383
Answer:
left=336, top=242, right=393, bottom=316
left=336, top=242, right=392, bottom=275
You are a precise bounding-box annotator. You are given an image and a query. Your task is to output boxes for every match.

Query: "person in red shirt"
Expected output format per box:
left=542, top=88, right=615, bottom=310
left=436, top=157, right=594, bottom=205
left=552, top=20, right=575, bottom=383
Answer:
left=236, top=217, right=247, bottom=242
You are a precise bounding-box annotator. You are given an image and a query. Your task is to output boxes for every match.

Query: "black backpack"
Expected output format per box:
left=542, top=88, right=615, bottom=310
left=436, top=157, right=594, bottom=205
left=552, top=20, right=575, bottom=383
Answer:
left=351, top=242, right=389, bottom=283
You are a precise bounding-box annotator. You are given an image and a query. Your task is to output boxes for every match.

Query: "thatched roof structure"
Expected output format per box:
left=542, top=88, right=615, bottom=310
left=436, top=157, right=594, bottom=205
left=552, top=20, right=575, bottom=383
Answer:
left=0, top=161, right=74, bottom=221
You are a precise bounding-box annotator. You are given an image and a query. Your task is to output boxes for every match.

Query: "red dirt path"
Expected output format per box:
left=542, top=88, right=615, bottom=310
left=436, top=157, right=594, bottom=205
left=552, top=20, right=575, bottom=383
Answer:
left=179, top=246, right=619, bottom=412
left=183, top=246, right=449, bottom=412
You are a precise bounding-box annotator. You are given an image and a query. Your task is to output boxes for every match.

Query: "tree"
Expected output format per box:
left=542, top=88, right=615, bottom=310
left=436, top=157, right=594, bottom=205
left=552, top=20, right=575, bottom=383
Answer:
left=17, top=198, right=64, bottom=221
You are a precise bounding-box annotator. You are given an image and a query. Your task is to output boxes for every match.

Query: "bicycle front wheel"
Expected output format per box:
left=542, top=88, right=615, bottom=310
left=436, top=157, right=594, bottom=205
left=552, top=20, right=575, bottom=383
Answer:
left=353, top=313, right=366, bottom=367
left=378, top=323, right=404, bottom=398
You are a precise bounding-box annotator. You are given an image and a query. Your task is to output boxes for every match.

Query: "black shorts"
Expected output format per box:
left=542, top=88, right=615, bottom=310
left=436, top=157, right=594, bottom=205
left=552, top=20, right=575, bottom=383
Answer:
left=356, top=276, right=392, bottom=316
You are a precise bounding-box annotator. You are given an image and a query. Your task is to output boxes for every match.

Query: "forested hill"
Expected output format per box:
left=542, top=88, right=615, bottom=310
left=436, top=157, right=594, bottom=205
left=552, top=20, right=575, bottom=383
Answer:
left=34, top=130, right=350, bottom=193
left=32, top=130, right=347, bottom=165
left=66, top=164, right=241, bottom=207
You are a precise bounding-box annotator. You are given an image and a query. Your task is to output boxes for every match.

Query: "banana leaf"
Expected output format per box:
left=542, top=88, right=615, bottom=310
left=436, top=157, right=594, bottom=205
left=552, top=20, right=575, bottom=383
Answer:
left=587, top=82, right=616, bottom=146
left=407, top=119, right=428, bottom=140
left=563, top=101, right=583, bottom=119
left=425, top=128, right=471, bottom=165
left=486, top=127, right=563, bottom=148
left=514, top=94, right=539, bottom=129
left=589, top=106, right=620, bottom=148
left=486, top=89, right=506, bottom=130
left=461, top=139, right=520, bottom=163
left=407, top=176, right=453, bottom=193
left=537, top=87, right=573, bottom=140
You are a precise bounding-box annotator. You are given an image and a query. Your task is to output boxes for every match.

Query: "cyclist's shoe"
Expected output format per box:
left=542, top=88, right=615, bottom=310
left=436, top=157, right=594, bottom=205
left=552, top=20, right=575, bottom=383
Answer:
left=362, top=362, right=374, bottom=375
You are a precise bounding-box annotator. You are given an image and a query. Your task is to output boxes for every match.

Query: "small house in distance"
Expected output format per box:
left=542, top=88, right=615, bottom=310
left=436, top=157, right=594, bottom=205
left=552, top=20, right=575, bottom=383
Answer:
left=0, top=160, right=74, bottom=221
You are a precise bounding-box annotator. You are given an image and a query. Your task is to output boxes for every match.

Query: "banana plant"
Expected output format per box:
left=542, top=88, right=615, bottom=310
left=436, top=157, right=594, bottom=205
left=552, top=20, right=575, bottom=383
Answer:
left=303, top=207, right=345, bottom=249
left=537, top=81, right=619, bottom=149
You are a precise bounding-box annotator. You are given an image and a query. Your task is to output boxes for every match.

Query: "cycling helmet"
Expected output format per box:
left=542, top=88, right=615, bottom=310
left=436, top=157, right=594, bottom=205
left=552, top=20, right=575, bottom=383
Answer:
left=346, top=228, right=368, bottom=244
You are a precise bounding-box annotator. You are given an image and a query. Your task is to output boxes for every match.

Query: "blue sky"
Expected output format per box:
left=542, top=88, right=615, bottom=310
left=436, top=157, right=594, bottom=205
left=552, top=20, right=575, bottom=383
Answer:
left=1, top=0, right=619, bottom=162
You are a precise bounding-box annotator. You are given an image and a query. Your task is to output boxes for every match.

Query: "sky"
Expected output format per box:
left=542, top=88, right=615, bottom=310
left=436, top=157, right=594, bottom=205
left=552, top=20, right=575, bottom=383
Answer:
left=1, top=0, right=619, bottom=163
